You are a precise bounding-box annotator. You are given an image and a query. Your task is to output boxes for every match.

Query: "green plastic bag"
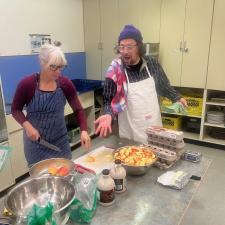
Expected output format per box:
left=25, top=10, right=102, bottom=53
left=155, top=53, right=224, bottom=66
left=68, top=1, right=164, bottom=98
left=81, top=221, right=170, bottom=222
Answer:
left=70, top=190, right=97, bottom=224
left=26, top=202, right=57, bottom=225
left=69, top=172, right=97, bottom=224
left=162, top=102, right=187, bottom=115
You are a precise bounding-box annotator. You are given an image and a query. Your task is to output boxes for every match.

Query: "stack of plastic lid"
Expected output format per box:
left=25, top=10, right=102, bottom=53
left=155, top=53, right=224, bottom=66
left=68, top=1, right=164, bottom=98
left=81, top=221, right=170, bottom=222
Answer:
left=146, top=126, right=185, bottom=169
left=206, top=111, right=225, bottom=125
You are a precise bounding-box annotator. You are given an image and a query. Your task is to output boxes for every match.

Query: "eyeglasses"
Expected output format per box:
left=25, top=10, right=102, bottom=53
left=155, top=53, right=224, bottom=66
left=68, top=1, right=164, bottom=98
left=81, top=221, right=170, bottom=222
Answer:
left=49, top=64, right=66, bottom=71
left=117, top=44, right=137, bottom=52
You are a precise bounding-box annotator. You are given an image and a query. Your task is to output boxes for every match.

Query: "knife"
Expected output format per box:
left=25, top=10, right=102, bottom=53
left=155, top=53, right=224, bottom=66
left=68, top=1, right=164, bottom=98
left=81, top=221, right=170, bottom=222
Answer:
left=38, top=138, right=61, bottom=152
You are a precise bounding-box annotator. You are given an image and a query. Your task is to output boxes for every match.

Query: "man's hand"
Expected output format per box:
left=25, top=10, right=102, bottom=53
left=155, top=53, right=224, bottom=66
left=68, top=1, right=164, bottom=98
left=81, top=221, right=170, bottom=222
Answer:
left=80, top=130, right=91, bottom=149
left=178, top=97, right=188, bottom=107
left=94, top=114, right=112, bottom=137
left=23, top=121, right=40, bottom=141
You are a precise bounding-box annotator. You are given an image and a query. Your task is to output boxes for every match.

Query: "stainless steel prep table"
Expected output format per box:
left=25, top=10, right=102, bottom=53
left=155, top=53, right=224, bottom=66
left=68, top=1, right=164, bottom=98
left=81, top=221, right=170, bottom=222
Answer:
left=68, top=136, right=211, bottom=225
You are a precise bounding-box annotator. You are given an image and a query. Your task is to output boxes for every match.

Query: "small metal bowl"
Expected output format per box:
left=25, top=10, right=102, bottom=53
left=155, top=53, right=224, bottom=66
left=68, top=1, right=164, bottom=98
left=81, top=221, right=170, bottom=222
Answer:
left=113, top=146, right=157, bottom=175
left=29, top=158, right=75, bottom=179
left=4, top=176, right=75, bottom=225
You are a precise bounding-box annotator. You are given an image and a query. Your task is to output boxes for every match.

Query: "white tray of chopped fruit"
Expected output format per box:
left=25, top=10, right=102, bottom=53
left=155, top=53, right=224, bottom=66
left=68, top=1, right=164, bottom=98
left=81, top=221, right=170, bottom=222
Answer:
left=74, top=146, right=115, bottom=174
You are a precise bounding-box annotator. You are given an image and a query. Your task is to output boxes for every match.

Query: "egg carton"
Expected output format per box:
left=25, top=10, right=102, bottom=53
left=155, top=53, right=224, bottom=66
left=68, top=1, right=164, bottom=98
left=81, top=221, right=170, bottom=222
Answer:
left=146, top=144, right=184, bottom=170
left=150, top=145, right=177, bottom=162
left=148, top=139, right=185, bottom=151
left=153, top=152, right=184, bottom=170
left=146, top=126, right=184, bottom=144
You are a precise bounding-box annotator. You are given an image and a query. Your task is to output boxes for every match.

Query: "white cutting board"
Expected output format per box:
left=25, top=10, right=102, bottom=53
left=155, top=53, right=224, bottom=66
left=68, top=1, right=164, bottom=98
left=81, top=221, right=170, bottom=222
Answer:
left=74, top=146, right=115, bottom=174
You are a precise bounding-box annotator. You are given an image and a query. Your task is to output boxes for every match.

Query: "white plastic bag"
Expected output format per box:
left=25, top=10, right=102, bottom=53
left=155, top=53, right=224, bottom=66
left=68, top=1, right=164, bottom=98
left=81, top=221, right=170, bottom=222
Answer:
left=0, top=145, right=12, bottom=171
left=157, top=170, right=190, bottom=189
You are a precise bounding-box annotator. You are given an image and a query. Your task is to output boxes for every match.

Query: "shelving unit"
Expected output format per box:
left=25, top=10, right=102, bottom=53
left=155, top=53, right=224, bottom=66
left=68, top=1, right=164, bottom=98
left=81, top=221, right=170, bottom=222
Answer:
left=161, top=88, right=225, bottom=147
left=201, top=89, right=225, bottom=146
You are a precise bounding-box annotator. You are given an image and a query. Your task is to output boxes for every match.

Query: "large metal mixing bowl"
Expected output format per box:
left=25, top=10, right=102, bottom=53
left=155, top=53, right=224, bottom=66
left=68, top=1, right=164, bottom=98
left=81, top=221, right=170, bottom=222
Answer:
left=4, top=176, right=75, bottom=225
left=29, top=158, right=75, bottom=179
left=114, top=146, right=157, bottom=175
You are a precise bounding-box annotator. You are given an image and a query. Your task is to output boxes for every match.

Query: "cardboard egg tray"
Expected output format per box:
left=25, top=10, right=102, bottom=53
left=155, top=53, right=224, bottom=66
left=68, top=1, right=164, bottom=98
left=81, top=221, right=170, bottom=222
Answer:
left=146, top=126, right=184, bottom=143
left=151, top=147, right=185, bottom=170
left=150, top=146, right=177, bottom=162
left=148, top=139, right=185, bottom=151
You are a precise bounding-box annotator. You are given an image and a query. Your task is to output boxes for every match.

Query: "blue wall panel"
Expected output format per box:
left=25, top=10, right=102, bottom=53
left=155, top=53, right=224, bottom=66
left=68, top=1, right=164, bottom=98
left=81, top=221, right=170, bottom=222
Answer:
left=0, top=52, right=86, bottom=105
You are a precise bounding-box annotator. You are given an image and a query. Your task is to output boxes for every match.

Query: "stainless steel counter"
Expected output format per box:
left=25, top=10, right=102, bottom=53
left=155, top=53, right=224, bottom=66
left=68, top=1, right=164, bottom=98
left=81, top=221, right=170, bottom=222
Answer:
left=68, top=136, right=211, bottom=225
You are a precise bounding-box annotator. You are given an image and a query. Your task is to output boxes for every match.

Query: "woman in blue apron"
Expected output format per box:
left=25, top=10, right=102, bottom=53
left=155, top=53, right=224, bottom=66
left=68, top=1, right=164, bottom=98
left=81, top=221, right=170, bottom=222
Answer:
left=12, top=44, right=91, bottom=167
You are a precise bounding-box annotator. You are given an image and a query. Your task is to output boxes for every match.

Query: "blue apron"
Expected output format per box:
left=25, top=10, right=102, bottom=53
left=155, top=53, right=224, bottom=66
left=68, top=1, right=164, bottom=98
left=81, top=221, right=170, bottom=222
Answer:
left=24, top=80, right=72, bottom=166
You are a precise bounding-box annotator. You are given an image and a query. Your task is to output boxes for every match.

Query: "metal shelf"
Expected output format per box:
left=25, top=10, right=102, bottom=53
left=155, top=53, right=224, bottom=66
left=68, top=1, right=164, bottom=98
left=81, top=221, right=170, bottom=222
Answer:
left=204, top=122, right=225, bottom=128
left=161, top=111, right=201, bottom=118
left=202, top=135, right=225, bottom=146
left=206, top=101, right=225, bottom=107
left=183, top=131, right=200, bottom=140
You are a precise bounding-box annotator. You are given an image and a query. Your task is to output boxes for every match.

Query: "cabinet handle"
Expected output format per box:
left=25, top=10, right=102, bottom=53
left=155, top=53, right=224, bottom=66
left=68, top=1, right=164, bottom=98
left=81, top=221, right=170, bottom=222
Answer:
left=183, top=41, right=189, bottom=53
left=179, top=41, right=184, bottom=52
left=98, top=42, right=103, bottom=50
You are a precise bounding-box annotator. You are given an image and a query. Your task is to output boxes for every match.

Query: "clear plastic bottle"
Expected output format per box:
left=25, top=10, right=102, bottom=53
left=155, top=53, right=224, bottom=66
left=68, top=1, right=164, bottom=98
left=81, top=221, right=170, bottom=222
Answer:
left=110, top=159, right=126, bottom=193
left=97, top=169, right=115, bottom=206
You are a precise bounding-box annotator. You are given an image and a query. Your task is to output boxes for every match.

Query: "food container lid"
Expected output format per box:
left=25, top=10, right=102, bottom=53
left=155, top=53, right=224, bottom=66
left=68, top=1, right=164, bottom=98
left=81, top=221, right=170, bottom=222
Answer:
left=115, top=159, right=122, bottom=164
left=102, top=169, right=110, bottom=175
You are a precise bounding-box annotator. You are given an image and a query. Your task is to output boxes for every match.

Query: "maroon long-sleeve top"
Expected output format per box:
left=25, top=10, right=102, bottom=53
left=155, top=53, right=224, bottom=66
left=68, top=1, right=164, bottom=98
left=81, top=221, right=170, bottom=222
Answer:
left=11, top=74, right=88, bottom=131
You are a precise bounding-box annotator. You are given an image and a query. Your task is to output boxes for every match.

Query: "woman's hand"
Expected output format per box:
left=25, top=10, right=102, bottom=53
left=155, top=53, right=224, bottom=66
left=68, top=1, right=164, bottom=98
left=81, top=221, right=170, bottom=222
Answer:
left=23, top=121, right=40, bottom=141
left=94, top=114, right=112, bottom=137
left=178, top=97, right=188, bottom=107
left=80, top=130, right=91, bottom=149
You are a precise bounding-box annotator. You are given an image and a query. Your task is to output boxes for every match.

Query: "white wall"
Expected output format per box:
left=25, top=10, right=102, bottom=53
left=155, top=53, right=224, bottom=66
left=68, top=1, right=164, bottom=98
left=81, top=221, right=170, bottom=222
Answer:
left=0, top=0, right=84, bottom=56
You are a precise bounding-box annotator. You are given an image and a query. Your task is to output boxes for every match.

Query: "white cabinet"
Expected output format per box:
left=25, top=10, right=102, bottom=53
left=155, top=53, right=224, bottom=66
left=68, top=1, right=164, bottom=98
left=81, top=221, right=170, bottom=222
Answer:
left=83, top=0, right=118, bottom=80
left=138, top=0, right=162, bottom=43
left=0, top=141, right=14, bottom=192
left=207, top=0, right=225, bottom=91
left=159, top=0, right=214, bottom=88
left=6, top=114, right=29, bottom=180
left=83, top=0, right=102, bottom=80
left=83, top=0, right=162, bottom=80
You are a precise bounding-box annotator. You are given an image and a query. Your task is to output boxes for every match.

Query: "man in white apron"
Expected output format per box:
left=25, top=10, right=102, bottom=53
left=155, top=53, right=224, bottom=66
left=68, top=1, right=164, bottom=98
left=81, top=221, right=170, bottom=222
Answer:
left=95, top=25, right=187, bottom=144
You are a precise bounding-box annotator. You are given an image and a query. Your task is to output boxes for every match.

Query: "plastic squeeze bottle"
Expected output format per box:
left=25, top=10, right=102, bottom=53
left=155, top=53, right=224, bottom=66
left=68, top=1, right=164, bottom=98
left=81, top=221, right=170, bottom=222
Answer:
left=97, top=169, right=115, bottom=206
left=110, top=159, right=126, bottom=193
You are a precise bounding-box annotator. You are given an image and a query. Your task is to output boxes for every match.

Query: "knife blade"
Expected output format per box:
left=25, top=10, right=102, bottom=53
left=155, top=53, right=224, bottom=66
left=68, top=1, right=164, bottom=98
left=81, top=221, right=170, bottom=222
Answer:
left=38, top=138, right=61, bottom=152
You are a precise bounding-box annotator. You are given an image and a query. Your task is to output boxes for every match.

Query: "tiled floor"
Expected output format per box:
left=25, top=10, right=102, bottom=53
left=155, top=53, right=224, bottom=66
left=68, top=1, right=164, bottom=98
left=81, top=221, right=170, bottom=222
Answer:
left=1, top=136, right=225, bottom=225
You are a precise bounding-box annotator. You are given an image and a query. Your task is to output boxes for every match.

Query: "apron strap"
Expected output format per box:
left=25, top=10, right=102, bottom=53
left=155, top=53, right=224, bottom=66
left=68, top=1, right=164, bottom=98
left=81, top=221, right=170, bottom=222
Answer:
left=125, top=64, right=151, bottom=84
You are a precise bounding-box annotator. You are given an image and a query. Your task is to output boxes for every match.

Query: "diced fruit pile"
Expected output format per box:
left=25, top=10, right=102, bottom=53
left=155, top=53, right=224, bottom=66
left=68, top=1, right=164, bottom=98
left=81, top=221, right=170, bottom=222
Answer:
left=114, top=146, right=156, bottom=166
left=48, top=165, right=70, bottom=176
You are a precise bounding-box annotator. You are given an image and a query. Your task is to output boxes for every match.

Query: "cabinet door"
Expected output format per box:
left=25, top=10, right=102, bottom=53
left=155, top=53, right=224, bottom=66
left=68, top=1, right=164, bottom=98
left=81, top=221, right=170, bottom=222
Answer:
left=207, top=0, right=225, bottom=91
left=118, top=0, right=139, bottom=30
left=159, top=0, right=186, bottom=86
left=181, top=0, right=214, bottom=88
left=8, top=129, right=28, bottom=179
left=0, top=142, right=14, bottom=191
left=138, top=0, right=162, bottom=43
left=100, top=0, right=119, bottom=79
left=83, top=0, right=102, bottom=80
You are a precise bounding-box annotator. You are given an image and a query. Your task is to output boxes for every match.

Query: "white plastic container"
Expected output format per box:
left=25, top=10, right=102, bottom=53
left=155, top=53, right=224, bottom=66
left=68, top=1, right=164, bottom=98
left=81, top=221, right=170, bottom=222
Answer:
left=110, top=159, right=126, bottom=193
left=97, top=169, right=115, bottom=206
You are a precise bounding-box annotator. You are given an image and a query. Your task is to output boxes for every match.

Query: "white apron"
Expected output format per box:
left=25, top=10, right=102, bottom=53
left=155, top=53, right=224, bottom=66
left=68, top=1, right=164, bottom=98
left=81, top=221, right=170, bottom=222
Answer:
left=118, top=66, right=162, bottom=144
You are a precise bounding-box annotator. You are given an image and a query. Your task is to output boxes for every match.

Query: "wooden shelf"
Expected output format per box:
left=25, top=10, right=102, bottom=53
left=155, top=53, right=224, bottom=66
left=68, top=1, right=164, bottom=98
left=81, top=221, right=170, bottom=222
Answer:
left=183, top=131, right=200, bottom=140
left=204, top=122, right=225, bottom=128
left=161, top=111, right=201, bottom=118
left=202, top=135, right=225, bottom=146
left=206, top=101, right=225, bottom=107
